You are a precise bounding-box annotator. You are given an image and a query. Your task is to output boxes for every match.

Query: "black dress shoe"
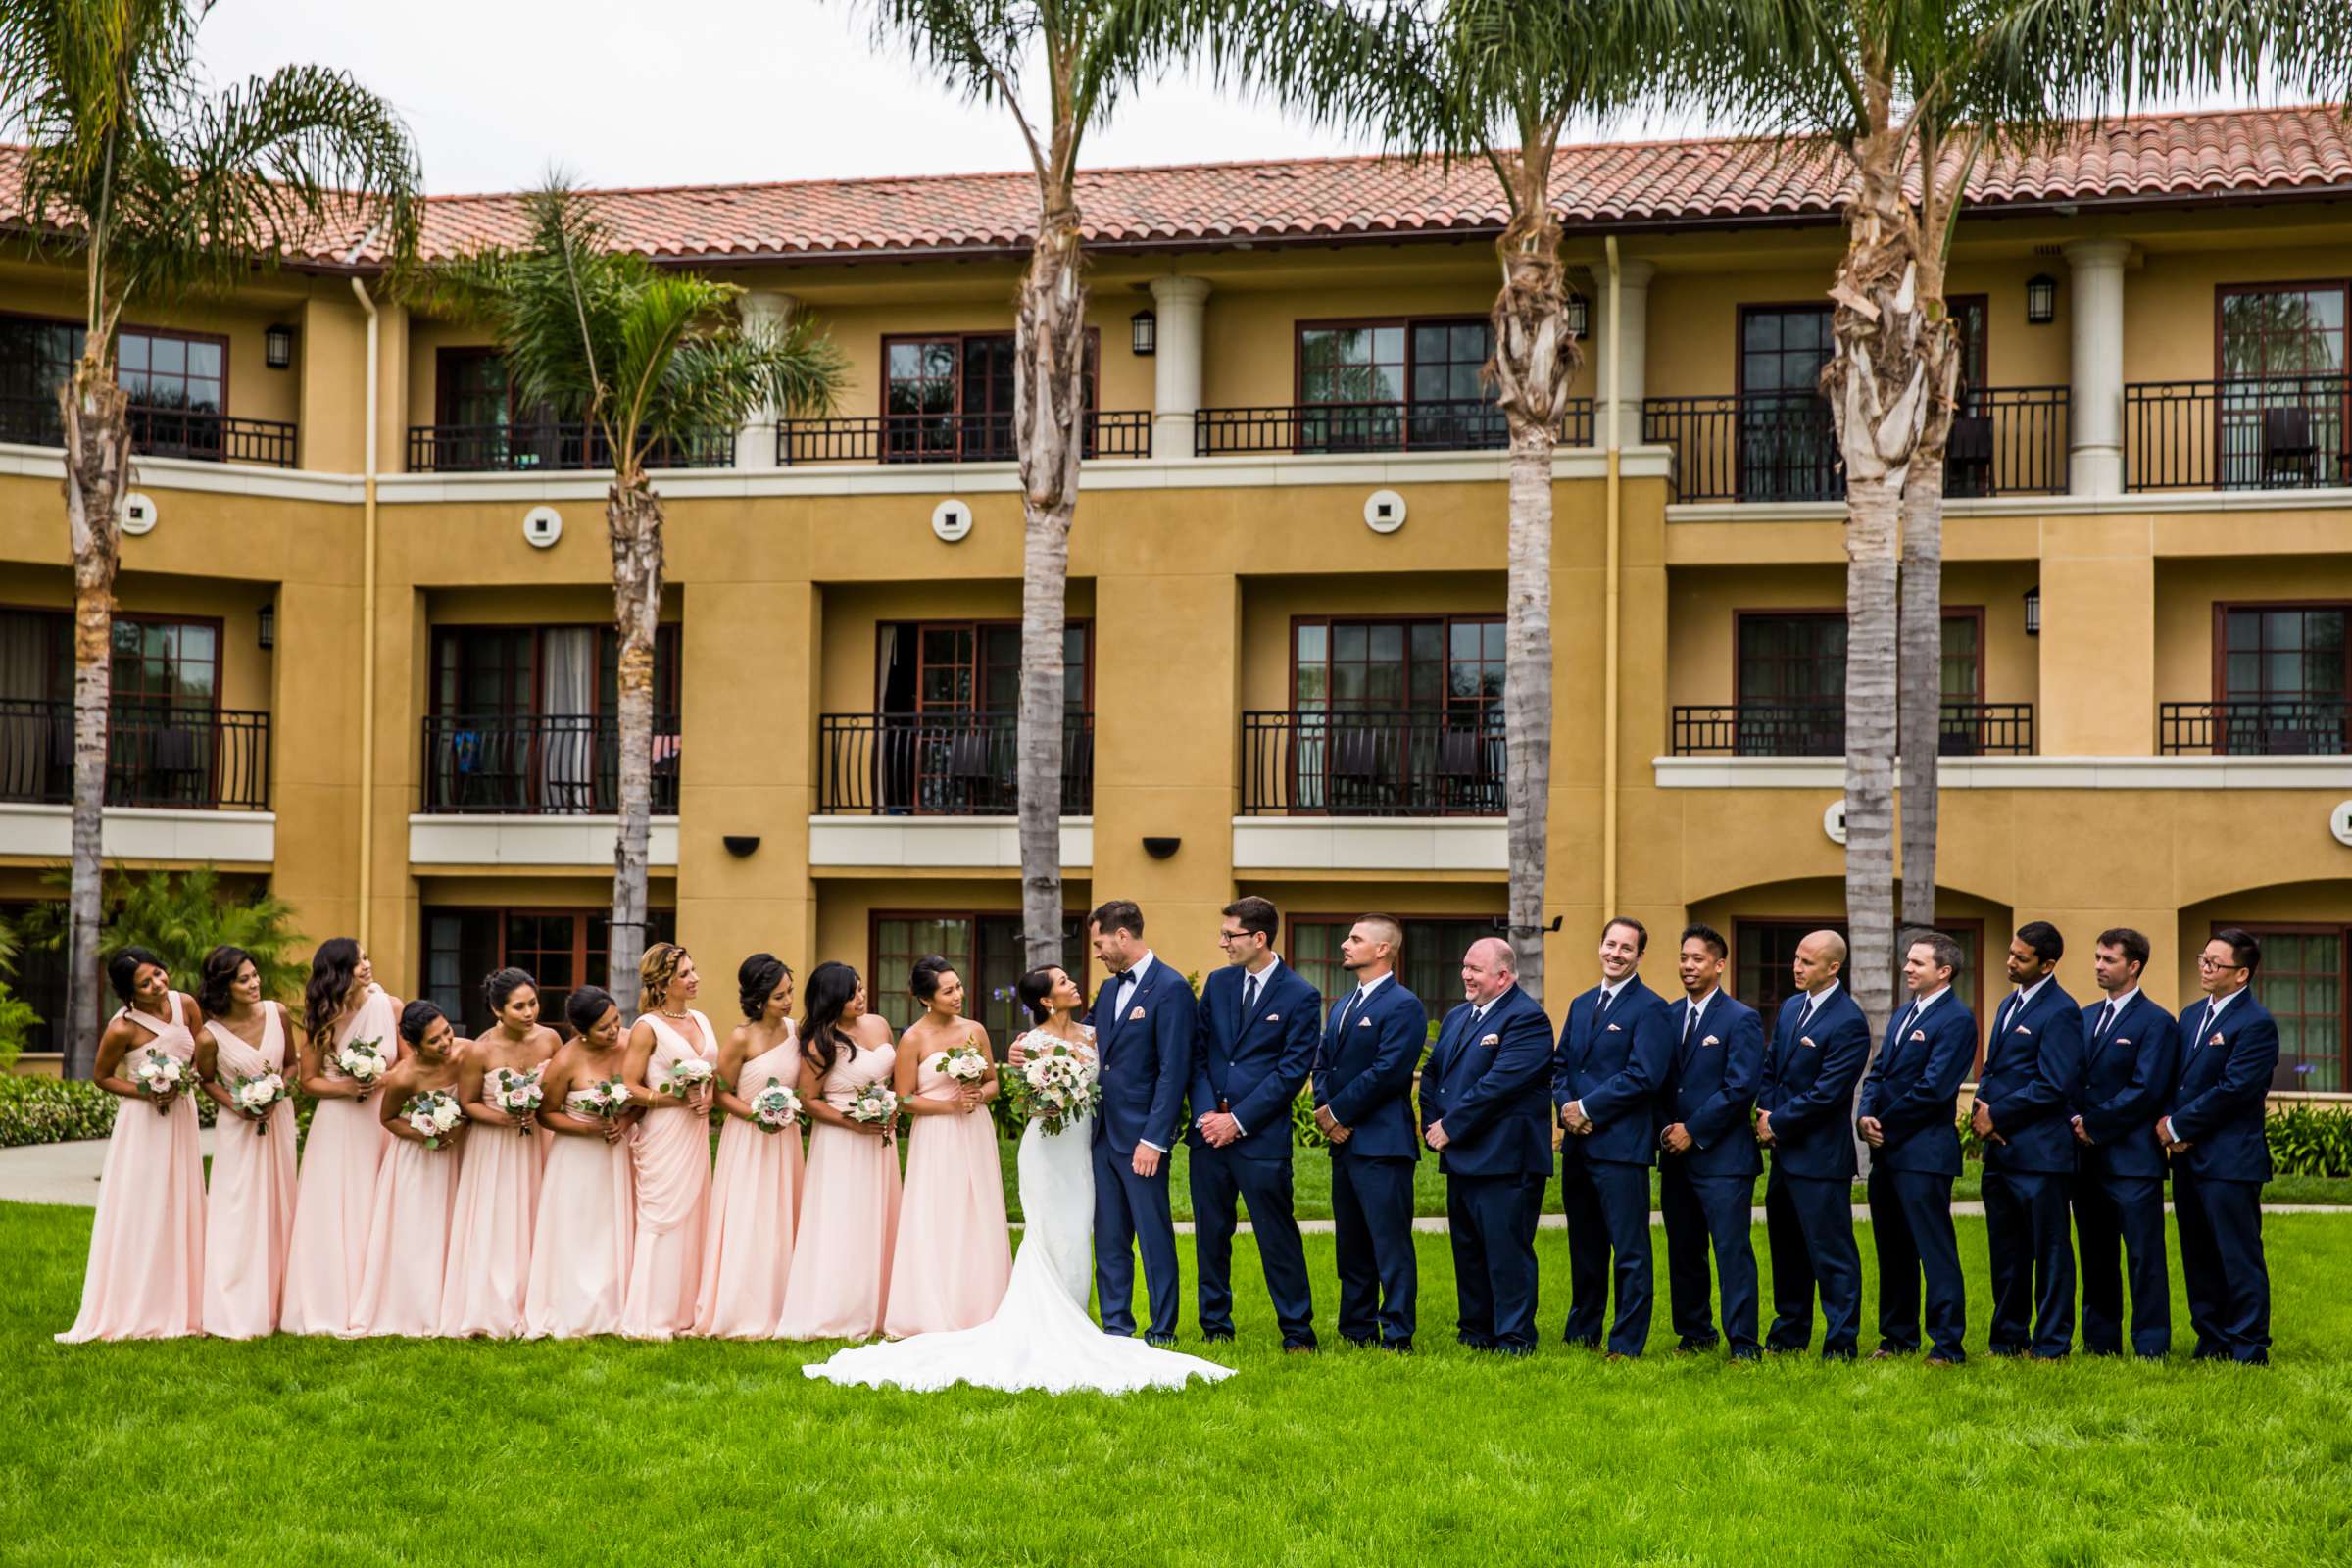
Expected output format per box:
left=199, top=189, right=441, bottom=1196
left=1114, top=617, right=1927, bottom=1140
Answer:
left=1868, top=1348, right=1911, bottom=1361
left=1145, top=1334, right=1177, bottom=1348
left=1282, top=1342, right=1317, bottom=1355
left=1200, top=1332, right=1235, bottom=1345
left=1382, top=1338, right=1413, bottom=1353
left=1729, top=1348, right=1762, bottom=1363
left=1342, top=1335, right=1377, bottom=1349
left=1925, top=1353, right=1963, bottom=1367
left=1675, top=1339, right=1721, bottom=1354
left=1458, top=1336, right=1496, bottom=1352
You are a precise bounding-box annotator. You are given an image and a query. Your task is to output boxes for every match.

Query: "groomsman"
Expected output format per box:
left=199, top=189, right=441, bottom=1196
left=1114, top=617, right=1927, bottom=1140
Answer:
left=1085, top=900, right=1196, bottom=1346
left=1312, top=914, right=1428, bottom=1351
left=1973, top=921, right=2086, bottom=1358
left=1757, top=930, right=1871, bottom=1359
left=1553, top=917, right=1675, bottom=1357
left=2069, top=928, right=2180, bottom=1358
left=1657, top=924, right=1765, bottom=1360
left=1420, top=937, right=1553, bottom=1354
left=1188, top=897, right=1321, bottom=1351
left=2161, top=928, right=2279, bottom=1364
left=1858, top=930, right=1977, bottom=1365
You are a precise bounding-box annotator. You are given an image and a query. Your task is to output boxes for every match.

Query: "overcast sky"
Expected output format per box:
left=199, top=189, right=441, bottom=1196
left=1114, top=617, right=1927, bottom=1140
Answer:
left=194, top=1, right=2279, bottom=196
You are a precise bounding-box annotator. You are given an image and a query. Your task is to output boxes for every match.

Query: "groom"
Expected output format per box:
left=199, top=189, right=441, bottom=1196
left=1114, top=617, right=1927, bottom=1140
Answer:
left=1086, top=899, right=1196, bottom=1345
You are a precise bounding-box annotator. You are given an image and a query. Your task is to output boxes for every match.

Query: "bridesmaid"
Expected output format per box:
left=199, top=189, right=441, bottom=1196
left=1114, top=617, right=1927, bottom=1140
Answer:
left=692, top=954, right=805, bottom=1338
left=776, top=961, right=903, bottom=1341
left=524, top=986, right=640, bottom=1338
left=56, top=948, right=205, bottom=1343
left=194, top=945, right=298, bottom=1339
left=440, top=967, right=560, bottom=1337
left=618, top=942, right=717, bottom=1340
left=281, top=939, right=403, bottom=1336
left=352, top=1002, right=470, bottom=1336
left=882, top=956, right=1011, bottom=1336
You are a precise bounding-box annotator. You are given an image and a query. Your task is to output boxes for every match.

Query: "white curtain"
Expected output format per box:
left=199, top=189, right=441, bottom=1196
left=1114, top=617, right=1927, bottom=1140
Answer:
left=539, top=627, right=596, bottom=812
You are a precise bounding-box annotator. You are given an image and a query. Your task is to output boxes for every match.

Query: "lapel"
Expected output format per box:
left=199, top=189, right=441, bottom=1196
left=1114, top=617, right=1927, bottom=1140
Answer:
left=1677, top=992, right=1712, bottom=1071
left=2086, top=992, right=2129, bottom=1065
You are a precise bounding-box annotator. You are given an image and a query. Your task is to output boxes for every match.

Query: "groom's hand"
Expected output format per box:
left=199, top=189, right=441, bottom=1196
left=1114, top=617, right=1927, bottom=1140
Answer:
left=1132, top=1143, right=1162, bottom=1178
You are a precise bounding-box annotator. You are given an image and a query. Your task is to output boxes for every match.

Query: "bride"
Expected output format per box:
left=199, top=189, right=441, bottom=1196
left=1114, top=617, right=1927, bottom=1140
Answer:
left=803, top=964, right=1233, bottom=1395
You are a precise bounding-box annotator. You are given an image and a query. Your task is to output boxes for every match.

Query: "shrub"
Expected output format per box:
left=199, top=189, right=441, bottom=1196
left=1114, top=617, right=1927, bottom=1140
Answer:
left=0, top=916, right=38, bottom=1072
left=2267, top=1105, right=2352, bottom=1178
left=18, top=865, right=308, bottom=1005
left=0, top=1076, right=322, bottom=1152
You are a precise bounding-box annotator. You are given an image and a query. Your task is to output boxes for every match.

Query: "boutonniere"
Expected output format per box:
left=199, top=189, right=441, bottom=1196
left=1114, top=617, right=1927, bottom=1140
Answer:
left=1479, top=1033, right=1501, bottom=1047
left=1910, top=1029, right=1928, bottom=1042
left=1128, top=1006, right=1147, bottom=1022
left=1701, top=1034, right=1721, bottom=1048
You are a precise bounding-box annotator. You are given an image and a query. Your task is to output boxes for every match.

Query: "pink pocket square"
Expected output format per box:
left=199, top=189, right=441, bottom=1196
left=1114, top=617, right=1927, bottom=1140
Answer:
left=1265, top=1013, right=1280, bottom=1022
left=1606, top=1022, right=1623, bottom=1032
left=2013, top=1025, right=2032, bottom=1034
left=1910, top=1030, right=1927, bottom=1042
left=1128, top=1006, right=1147, bottom=1022
left=1479, top=1033, right=1501, bottom=1047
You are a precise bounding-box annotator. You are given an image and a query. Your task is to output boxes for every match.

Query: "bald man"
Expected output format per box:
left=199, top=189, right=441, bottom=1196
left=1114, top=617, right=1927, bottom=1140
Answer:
left=1421, top=937, right=1556, bottom=1353
left=1755, top=929, right=1872, bottom=1359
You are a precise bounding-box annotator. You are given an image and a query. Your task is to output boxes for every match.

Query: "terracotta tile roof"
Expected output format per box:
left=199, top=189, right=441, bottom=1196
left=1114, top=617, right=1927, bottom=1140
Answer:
left=6, top=105, right=2348, bottom=270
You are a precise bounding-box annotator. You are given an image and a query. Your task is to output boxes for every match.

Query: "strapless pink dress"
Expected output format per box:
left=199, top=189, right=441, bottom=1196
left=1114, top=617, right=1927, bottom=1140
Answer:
left=438, top=1062, right=549, bottom=1338
left=201, top=1004, right=297, bottom=1339
left=775, top=1042, right=902, bottom=1340
left=351, top=1082, right=466, bottom=1337
left=281, top=985, right=399, bottom=1336
left=883, top=1050, right=1011, bottom=1336
left=522, top=1089, right=636, bottom=1338
left=692, top=1032, right=805, bottom=1338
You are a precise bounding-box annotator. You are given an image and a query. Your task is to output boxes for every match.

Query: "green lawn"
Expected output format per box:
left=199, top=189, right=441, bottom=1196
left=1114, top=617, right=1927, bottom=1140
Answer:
left=7, top=1199, right=2349, bottom=1564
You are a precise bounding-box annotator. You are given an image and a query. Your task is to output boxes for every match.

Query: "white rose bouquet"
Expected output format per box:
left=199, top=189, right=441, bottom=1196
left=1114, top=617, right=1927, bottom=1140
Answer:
left=749, top=1081, right=802, bottom=1133
left=333, top=1037, right=389, bottom=1101
left=661, top=1055, right=716, bottom=1101
left=489, top=1066, right=544, bottom=1136
left=573, top=1075, right=630, bottom=1121
left=929, top=1037, right=990, bottom=1086
left=130, top=1049, right=189, bottom=1115
left=1017, top=1042, right=1099, bottom=1137
left=228, top=1071, right=288, bottom=1136
left=845, top=1081, right=899, bottom=1143
left=402, top=1087, right=466, bottom=1150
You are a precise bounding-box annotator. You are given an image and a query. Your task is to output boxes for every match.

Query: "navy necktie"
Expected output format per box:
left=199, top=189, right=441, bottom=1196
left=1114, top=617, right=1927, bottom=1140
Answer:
left=2094, top=1000, right=2116, bottom=1043
left=1682, top=1001, right=1699, bottom=1048
left=1239, top=972, right=1259, bottom=1033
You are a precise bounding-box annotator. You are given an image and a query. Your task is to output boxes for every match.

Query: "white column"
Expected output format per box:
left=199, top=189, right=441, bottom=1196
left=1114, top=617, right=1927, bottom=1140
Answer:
left=2065, top=240, right=2130, bottom=497
left=1591, top=259, right=1654, bottom=448
left=1149, top=275, right=1211, bottom=460
left=734, top=289, right=798, bottom=470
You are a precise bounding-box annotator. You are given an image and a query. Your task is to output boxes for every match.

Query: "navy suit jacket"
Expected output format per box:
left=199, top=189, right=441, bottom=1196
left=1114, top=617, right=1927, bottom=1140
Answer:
left=2167, top=991, right=2278, bottom=1184
left=1187, top=959, right=1321, bottom=1160
left=1661, top=989, right=1765, bottom=1179
left=1086, top=957, right=1196, bottom=1154
left=1977, top=979, right=2085, bottom=1175
left=2074, top=990, right=2180, bottom=1182
left=1551, top=972, right=1676, bottom=1167
left=1759, top=984, right=1871, bottom=1181
left=1419, top=984, right=1555, bottom=1179
left=1311, top=975, right=1428, bottom=1161
left=1858, top=991, right=1977, bottom=1177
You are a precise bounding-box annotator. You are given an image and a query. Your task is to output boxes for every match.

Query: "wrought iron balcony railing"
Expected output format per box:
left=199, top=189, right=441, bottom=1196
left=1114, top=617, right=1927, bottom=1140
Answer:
left=816, top=711, right=1094, bottom=815
left=419, top=713, right=682, bottom=814
left=1669, top=701, right=2035, bottom=758
left=0, top=700, right=270, bottom=808
left=1642, top=386, right=2069, bottom=503
left=776, top=410, right=1151, bottom=466
left=2158, top=699, right=2350, bottom=756
left=2123, top=375, right=2352, bottom=492
left=0, top=392, right=296, bottom=468
left=1195, top=398, right=1592, bottom=458
left=405, top=422, right=732, bottom=473
left=1240, top=709, right=1506, bottom=816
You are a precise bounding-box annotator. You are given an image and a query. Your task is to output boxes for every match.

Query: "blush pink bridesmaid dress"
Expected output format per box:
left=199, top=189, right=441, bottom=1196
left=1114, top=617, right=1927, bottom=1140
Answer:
left=881, top=1050, right=1011, bottom=1337
left=619, top=1009, right=717, bottom=1340
left=56, top=992, right=205, bottom=1343
left=522, top=1088, right=637, bottom=1338
left=691, top=1028, right=805, bottom=1338
left=351, top=1085, right=466, bottom=1337
left=775, top=1041, right=902, bottom=1340
left=437, top=1062, right=548, bottom=1338
left=281, top=983, right=399, bottom=1336
left=200, top=1004, right=298, bottom=1339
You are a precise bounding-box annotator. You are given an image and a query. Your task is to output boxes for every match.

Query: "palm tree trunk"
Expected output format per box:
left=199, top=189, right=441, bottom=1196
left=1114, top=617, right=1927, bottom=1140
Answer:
left=61, top=361, right=131, bottom=1079
left=1897, top=444, right=1947, bottom=934
left=1014, top=200, right=1087, bottom=971
left=606, top=475, right=662, bottom=1013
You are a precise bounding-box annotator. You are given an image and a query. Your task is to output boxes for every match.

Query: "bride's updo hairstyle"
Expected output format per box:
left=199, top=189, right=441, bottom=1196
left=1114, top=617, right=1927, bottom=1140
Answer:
left=909, top=955, right=956, bottom=1009
left=1015, top=966, right=1060, bottom=1026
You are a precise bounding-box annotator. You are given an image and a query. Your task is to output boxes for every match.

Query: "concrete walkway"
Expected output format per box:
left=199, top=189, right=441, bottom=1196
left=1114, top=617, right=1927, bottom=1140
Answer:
left=6, top=1137, right=2348, bottom=1226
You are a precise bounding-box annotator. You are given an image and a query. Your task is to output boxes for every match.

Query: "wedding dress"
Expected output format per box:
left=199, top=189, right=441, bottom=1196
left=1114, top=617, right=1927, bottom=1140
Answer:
left=803, top=1028, right=1234, bottom=1395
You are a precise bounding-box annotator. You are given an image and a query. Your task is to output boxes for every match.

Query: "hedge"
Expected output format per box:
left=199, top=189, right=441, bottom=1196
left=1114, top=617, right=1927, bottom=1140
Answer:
left=0, top=1076, right=318, bottom=1152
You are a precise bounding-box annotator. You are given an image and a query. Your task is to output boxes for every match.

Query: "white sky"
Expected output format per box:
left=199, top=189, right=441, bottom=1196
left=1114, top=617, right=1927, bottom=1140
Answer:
left=193, top=0, right=2279, bottom=197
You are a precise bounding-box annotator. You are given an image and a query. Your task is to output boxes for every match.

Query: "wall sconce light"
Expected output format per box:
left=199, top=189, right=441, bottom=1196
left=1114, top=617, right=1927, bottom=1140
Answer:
left=2023, top=585, right=2040, bottom=637
left=1130, top=310, right=1156, bottom=357
left=1565, top=293, right=1589, bottom=339
left=1142, top=836, right=1181, bottom=860
left=257, top=603, right=275, bottom=650
left=265, top=323, right=295, bottom=368
left=2024, top=275, right=2056, bottom=326
left=721, top=835, right=761, bottom=858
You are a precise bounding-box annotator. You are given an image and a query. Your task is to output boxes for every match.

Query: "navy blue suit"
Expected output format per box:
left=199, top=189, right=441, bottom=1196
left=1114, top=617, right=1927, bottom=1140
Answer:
left=1858, top=989, right=1977, bottom=1361
left=2167, top=990, right=2278, bottom=1364
left=1086, top=956, right=1196, bottom=1341
left=1759, top=983, right=1870, bottom=1357
left=1551, top=973, right=1675, bottom=1355
left=1657, top=989, right=1765, bottom=1356
left=1313, top=973, right=1428, bottom=1348
left=1420, top=984, right=1554, bottom=1352
left=2070, top=990, right=2180, bottom=1356
left=1976, top=979, right=2086, bottom=1357
left=1186, top=957, right=1321, bottom=1347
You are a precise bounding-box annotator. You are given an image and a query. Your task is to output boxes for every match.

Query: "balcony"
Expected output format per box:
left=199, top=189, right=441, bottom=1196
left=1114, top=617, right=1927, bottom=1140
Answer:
left=405, top=422, right=732, bottom=473
left=1241, top=710, right=1505, bottom=816
left=2160, top=699, right=2350, bottom=756
left=2124, top=376, right=2352, bottom=491
left=1195, top=398, right=1592, bottom=458
left=0, top=700, right=270, bottom=808
left=419, top=713, right=681, bottom=814
left=0, top=392, right=296, bottom=468
left=816, top=711, right=1094, bottom=815
left=775, top=410, right=1151, bottom=466
left=1669, top=701, right=2036, bottom=758
left=1642, top=387, right=2069, bottom=503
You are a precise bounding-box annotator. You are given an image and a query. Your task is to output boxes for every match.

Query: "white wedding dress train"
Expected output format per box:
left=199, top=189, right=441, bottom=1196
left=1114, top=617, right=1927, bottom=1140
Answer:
left=803, top=1032, right=1233, bottom=1395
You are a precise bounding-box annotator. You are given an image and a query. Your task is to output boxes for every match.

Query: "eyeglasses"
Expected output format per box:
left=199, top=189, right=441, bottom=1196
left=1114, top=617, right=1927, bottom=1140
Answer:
left=2196, top=956, right=2246, bottom=972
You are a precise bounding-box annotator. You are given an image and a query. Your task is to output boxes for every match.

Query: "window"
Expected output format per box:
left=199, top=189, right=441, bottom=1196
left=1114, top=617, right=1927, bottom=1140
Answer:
left=0, top=900, right=72, bottom=1059
left=1288, top=616, right=1506, bottom=813
left=2215, top=604, right=2348, bottom=754
left=430, top=624, right=682, bottom=719
left=1293, top=616, right=1504, bottom=717
left=1734, top=917, right=1983, bottom=1064
left=0, top=316, right=227, bottom=452
left=425, top=624, right=681, bottom=813
left=2223, top=924, right=2346, bottom=1093
left=435, top=348, right=532, bottom=430
left=1295, top=318, right=1499, bottom=451
left=882, top=331, right=1098, bottom=462
left=864, top=620, right=1094, bottom=813
left=1287, top=914, right=1499, bottom=1024
left=119, top=328, right=225, bottom=415
left=874, top=621, right=1092, bottom=716
left=2, top=610, right=228, bottom=807
left=110, top=617, right=220, bottom=709
left=2217, top=283, right=2349, bottom=489
left=868, top=911, right=1087, bottom=1049
left=1738, top=305, right=1838, bottom=501
left=1733, top=611, right=1984, bottom=755
left=421, top=906, right=676, bottom=1039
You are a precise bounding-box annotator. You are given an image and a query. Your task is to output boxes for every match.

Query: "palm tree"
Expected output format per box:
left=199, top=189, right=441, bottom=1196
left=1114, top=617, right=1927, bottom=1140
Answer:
left=435, top=182, right=845, bottom=1005
left=0, top=0, right=421, bottom=1076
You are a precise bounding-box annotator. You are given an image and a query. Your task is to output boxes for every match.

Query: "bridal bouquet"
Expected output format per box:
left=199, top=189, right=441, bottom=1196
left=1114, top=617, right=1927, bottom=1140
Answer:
left=228, top=1071, right=288, bottom=1136
left=574, top=1076, right=630, bottom=1121
left=334, top=1037, right=389, bottom=1100
left=750, top=1081, right=802, bottom=1133
left=131, top=1049, right=189, bottom=1114
left=489, top=1066, right=544, bottom=1135
left=661, top=1056, right=716, bottom=1101
left=403, top=1088, right=466, bottom=1150
left=846, top=1081, right=899, bottom=1143
left=929, top=1038, right=989, bottom=1086
left=1017, top=1043, right=1099, bottom=1137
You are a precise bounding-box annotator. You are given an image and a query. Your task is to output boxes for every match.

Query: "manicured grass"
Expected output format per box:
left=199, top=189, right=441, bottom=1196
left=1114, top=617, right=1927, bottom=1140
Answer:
left=7, top=1199, right=2350, bottom=1565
